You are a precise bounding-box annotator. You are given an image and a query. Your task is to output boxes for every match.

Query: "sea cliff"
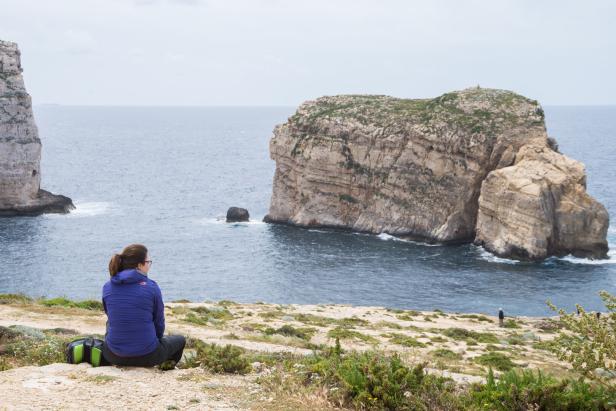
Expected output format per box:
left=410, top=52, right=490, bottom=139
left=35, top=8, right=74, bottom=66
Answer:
left=265, top=87, right=608, bottom=260
left=0, top=40, right=73, bottom=216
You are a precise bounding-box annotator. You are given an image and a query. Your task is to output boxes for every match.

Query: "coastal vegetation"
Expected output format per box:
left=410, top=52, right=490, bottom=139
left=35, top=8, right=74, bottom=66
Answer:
left=1, top=293, right=615, bottom=409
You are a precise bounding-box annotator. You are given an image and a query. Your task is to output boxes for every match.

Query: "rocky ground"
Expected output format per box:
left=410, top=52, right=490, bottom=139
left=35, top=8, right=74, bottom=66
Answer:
left=0, top=299, right=572, bottom=410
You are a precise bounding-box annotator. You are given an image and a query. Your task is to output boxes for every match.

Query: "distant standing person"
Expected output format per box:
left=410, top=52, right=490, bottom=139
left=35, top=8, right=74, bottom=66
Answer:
left=102, top=244, right=185, bottom=368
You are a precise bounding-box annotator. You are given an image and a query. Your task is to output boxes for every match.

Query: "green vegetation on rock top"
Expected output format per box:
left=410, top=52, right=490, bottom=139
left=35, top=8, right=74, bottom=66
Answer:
left=288, top=87, right=545, bottom=136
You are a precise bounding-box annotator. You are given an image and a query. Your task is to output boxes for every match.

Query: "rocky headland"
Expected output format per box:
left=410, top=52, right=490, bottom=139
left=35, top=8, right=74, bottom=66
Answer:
left=0, top=40, right=73, bottom=216
left=265, top=87, right=608, bottom=260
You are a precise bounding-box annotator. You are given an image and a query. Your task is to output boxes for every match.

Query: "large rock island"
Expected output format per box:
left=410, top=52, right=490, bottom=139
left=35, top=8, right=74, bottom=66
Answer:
left=0, top=40, right=73, bottom=216
left=265, top=87, right=608, bottom=260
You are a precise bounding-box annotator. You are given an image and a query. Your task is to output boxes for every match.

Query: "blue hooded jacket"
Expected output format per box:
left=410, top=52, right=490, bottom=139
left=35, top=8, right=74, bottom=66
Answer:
left=102, top=269, right=165, bottom=357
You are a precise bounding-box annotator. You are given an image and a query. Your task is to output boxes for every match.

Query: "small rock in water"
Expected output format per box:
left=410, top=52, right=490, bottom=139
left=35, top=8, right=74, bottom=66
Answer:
left=226, top=207, right=250, bottom=222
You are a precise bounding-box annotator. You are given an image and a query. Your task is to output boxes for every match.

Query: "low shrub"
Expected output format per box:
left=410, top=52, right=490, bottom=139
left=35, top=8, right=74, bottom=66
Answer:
left=442, top=328, right=499, bottom=344
left=41, top=297, right=103, bottom=311
left=184, top=306, right=234, bottom=325
left=294, top=313, right=333, bottom=327
left=503, top=319, right=520, bottom=329
left=264, top=325, right=316, bottom=340
left=2, top=334, right=67, bottom=368
left=469, top=369, right=616, bottom=410
left=327, top=327, right=378, bottom=344
left=299, top=350, right=460, bottom=410
left=432, top=349, right=463, bottom=361
left=459, top=314, right=492, bottom=322
left=191, top=340, right=250, bottom=374
left=388, top=333, right=426, bottom=348
left=0, top=293, right=32, bottom=305
left=474, top=352, right=515, bottom=372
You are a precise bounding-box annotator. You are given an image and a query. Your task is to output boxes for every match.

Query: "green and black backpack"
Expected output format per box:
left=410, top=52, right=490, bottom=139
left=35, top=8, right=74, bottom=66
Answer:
left=66, top=337, right=109, bottom=367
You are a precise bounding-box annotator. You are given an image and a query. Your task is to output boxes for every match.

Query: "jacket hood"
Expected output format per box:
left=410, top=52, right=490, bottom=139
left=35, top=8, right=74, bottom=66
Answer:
left=111, top=269, right=147, bottom=285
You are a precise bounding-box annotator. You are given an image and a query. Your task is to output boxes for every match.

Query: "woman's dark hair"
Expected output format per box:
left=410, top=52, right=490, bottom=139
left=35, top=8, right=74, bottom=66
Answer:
left=109, top=244, right=148, bottom=276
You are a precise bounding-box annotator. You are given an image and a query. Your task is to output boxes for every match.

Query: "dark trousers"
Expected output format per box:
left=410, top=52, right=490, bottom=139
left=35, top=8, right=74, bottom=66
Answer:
left=103, top=335, right=186, bottom=367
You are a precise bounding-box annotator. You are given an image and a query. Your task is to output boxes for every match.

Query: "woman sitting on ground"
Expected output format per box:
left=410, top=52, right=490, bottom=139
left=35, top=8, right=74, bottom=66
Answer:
left=102, top=244, right=185, bottom=368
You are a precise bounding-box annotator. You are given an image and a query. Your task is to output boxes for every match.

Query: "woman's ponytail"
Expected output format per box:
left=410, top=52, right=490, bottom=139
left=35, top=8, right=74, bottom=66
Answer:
left=109, top=254, right=123, bottom=277
left=108, top=244, right=148, bottom=277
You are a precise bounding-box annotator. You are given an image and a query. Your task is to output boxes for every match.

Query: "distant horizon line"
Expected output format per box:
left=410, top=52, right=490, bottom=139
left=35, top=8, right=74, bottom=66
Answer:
left=33, top=103, right=616, bottom=108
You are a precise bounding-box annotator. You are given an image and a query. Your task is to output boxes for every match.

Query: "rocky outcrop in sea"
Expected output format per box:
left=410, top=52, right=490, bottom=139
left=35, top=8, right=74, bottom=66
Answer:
left=264, top=87, right=608, bottom=260
left=0, top=40, right=73, bottom=216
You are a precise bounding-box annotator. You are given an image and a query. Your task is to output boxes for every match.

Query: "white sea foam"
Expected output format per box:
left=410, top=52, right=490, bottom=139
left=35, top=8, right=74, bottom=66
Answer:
left=476, top=247, right=520, bottom=265
left=46, top=201, right=115, bottom=218
left=559, top=249, right=616, bottom=265
left=476, top=244, right=616, bottom=266
left=376, top=233, right=440, bottom=247
left=199, top=217, right=265, bottom=226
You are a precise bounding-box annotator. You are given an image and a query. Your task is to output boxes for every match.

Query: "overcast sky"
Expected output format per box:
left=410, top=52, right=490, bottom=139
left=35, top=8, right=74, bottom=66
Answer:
left=1, top=0, right=614, bottom=106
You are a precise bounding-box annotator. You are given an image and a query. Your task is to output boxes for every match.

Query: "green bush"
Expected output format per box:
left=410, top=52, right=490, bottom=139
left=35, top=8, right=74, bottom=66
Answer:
left=264, top=325, right=315, bottom=340
left=327, top=327, right=378, bottom=344
left=432, top=349, right=463, bottom=361
left=41, top=297, right=103, bottom=311
left=443, top=328, right=499, bottom=344
left=3, top=334, right=67, bottom=367
left=192, top=340, right=250, bottom=374
left=388, top=333, right=426, bottom=348
left=300, top=350, right=460, bottom=410
left=548, top=291, right=616, bottom=382
left=0, top=293, right=32, bottom=305
left=474, top=352, right=515, bottom=372
left=469, top=369, right=616, bottom=410
left=503, top=319, right=520, bottom=329
left=184, top=306, right=234, bottom=325
left=459, top=314, right=492, bottom=322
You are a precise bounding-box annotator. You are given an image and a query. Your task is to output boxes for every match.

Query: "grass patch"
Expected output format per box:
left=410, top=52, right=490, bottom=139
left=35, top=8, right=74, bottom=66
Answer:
left=188, top=340, right=251, bottom=374
left=85, top=375, right=117, bottom=384
left=294, top=313, right=334, bottom=327
left=442, top=328, right=499, bottom=344
left=336, top=317, right=369, bottom=328
left=503, top=319, right=520, bottom=329
left=40, top=297, right=103, bottom=311
left=471, top=369, right=616, bottom=410
left=1, top=332, right=67, bottom=369
left=432, top=349, right=463, bottom=361
left=0, top=293, right=32, bottom=304
left=395, top=311, right=421, bottom=321
left=258, top=310, right=285, bottom=320
left=505, top=333, right=525, bottom=346
left=373, top=321, right=403, bottom=330
left=217, top=300, right=238, bottom=307
left=183, top=306, right=234, bottom=325
left=264, top=325, right=316, bottom=340
left=327, top=327, right=378, bottom=344
left=388, top=333, right=426, bottom=348
left=474, top=352, right=515, bottom=371
left=259, top=348, right=460, bottom=410
left=458, top=314, right=492, bottom=322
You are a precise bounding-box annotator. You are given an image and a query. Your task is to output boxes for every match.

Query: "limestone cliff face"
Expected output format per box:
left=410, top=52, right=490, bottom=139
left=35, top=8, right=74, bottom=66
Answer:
left=475, top=144, right=608, bottom=260
left=265, top=87, right=609, bottom=260
left=0, top=40, right=73, bottom=216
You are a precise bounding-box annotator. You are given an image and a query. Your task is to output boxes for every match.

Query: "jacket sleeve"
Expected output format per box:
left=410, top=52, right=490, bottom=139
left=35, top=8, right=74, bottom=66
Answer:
left=153, top=284, right=165, bottom=338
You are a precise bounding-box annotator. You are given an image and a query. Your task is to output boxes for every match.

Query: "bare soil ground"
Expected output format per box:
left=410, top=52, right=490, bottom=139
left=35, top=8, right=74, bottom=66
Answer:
left=0, top=301, right=570, bottom=410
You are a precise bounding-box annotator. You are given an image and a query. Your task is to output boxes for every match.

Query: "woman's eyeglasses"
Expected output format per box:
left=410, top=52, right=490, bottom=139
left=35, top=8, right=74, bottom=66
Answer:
left=145, top=260, right=153, bottom=265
